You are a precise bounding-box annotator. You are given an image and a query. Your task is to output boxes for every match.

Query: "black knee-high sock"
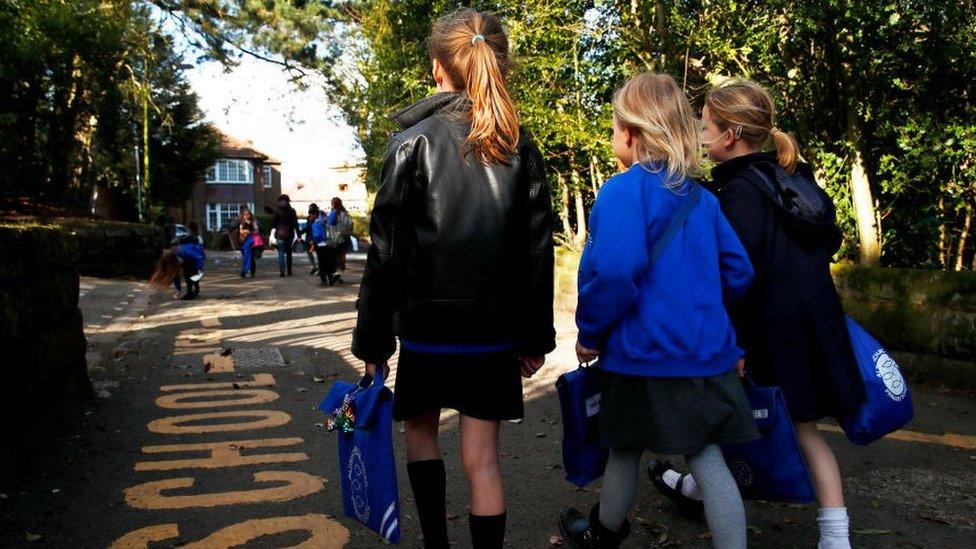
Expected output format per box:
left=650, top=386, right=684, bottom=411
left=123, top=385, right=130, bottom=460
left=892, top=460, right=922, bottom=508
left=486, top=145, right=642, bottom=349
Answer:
left=407, top=460, right=449, bottom=549
left=469, top=512, right=506, bottom=549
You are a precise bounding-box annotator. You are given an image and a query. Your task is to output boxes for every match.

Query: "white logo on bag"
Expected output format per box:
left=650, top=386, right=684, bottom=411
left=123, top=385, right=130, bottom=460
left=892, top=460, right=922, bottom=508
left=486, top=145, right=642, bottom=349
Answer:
left=585, top=393, right=602, bottom=418
left=729, top=460, right=753, bottom=487
left=348, top=446, right=370, bottom=522
left=872, top=349, right=907, bottom=402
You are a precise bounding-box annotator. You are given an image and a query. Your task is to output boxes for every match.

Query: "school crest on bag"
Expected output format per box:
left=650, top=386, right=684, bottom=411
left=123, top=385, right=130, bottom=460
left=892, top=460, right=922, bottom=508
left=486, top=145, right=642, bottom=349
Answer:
left=348, top=446, right=370, bottom=522
left=873, top=349, right=907, bottom=402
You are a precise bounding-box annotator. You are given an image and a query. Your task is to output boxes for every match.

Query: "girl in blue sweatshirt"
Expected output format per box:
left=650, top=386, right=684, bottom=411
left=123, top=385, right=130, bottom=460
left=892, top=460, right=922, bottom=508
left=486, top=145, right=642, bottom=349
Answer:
left=557, top=73, right=758, bottom=549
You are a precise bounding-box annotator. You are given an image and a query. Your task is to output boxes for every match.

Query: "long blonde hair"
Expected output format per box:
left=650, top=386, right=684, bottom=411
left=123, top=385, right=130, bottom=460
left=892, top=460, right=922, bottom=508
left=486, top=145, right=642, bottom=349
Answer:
left=705, top=77, right=799, bottom=173
left=150, top=249, right=181, bottom=287
left=430, top=8, right=519, bottom=164
left=613, top=73, right=703, bottom=189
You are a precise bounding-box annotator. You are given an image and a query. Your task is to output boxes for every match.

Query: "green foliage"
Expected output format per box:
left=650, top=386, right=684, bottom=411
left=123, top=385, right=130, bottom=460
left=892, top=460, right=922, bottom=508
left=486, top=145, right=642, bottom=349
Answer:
left=0, top=0, right=219, bottom=219
left=6, top=1, right=976, bottom=268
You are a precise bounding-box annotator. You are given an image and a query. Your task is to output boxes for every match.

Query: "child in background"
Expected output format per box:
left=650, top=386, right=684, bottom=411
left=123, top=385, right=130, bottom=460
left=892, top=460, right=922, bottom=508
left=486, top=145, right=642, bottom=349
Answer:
left=311, top=209, right=338, bottom=285
left=152, top=221, right=205, bottom=300
left=556, top=73, right=757, bottom=549
left=149, top=249, right=183, bottom=299
left=175, top=221, right=205, bottom=299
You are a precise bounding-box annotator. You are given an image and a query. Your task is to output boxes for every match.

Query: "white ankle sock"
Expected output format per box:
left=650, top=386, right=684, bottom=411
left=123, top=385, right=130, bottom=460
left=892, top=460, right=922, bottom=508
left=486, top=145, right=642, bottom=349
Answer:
left=661, top=469, right=702, bottom=500
left=816, top=507, right=851, bottom=549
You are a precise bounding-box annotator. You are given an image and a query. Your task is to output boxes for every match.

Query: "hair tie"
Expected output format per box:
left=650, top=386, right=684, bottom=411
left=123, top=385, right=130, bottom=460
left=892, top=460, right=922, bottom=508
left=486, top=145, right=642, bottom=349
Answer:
left=470, top=34, right=485, bottom=46
left=769, top=126, right=780, bottom=135
left=734, top=125, right=743, bottom=140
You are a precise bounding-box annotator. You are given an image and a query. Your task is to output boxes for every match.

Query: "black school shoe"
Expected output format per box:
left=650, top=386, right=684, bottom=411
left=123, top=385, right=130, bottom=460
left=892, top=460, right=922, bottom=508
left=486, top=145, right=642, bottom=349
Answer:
left=648, top=459, right=704, bottom=517
left=558, top=504, right=630, bottom=549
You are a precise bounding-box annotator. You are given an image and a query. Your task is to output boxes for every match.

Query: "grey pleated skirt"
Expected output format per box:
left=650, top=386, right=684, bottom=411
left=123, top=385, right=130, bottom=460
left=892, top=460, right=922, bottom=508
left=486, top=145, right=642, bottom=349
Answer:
left=599, top=369, right=760, bottom=455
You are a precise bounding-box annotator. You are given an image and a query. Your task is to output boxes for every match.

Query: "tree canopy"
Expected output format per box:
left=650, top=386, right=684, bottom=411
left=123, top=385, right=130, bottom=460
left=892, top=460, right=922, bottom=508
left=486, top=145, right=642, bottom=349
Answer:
left=3, top=1, right=974, bottom=269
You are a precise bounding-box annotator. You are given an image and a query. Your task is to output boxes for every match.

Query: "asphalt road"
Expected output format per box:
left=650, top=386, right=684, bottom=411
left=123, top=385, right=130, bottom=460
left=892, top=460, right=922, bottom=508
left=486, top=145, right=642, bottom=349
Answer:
left=1, top=251, right=974, bottom=548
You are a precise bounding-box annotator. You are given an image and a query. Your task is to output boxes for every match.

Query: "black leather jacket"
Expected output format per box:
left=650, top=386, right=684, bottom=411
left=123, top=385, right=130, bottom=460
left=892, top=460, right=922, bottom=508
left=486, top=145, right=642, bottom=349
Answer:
left=352, top=93, right=556, bottom=363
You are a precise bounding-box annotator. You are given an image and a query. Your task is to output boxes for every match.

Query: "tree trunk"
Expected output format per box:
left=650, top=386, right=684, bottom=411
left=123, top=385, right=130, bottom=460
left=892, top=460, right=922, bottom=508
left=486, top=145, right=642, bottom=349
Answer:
left=654, top=1, right=674, bottom=68
left=13, top=73, right=41, bottom=198
left=47, top=55, right=84, bottom=204
left=556, top=171, right=574, bottom=240
left=569, top=151, right=588, bottom=248
left=938, top=197, right=949, bottom=268
left=845, top=102, right=880, bottom=266
left=573, top=182, right=587, bottom=249
left=849, top=148, right=880, bottom=265
left=588, top=155, right=602, bottom=195
left=956, top=206, right=972, bottom=271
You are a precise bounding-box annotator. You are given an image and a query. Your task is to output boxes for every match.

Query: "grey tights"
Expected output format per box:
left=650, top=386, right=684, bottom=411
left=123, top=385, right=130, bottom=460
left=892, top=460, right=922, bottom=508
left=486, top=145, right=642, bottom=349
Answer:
left=598, top=444, right=747, bottom=549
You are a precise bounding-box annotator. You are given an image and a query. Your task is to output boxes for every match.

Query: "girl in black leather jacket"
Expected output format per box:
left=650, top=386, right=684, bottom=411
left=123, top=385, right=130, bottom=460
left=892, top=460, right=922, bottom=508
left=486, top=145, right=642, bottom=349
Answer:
left=352, top=8, right=555, bottom=549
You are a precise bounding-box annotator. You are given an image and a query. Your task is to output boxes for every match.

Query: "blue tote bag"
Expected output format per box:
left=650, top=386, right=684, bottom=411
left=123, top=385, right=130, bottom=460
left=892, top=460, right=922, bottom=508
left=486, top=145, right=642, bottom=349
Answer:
left=556, top=183, right=702, bottom=487
left=721, top=382, right=815, bottom=502
left=839, top=316, right=914, bottom=445
left=556, top=362, right=608, bottom=487
left=319, top=371, right=401, bottom=543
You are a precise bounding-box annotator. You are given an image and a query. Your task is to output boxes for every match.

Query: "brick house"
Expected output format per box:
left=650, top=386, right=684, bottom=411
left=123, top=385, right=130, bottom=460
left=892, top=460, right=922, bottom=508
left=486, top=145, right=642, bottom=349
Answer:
left=169, top=131, right=282, bottom=233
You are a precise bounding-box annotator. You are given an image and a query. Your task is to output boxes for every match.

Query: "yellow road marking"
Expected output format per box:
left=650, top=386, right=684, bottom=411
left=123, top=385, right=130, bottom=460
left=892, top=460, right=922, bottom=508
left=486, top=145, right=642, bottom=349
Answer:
left=160, top=373, right=275, bottom=392
left=818, top=423, right=976, bottom=450
left=181, top=514, right=349, bottom=549
left=203, top=352, right=235, bottom=373
left=110, top=524, right=179, bottom=548
left=111, top=514, right=349, bottom=549
left=124, top=471, right=325, bottom=509
left=148, top=410, right=291, bottom=434
left=155, top=389, right=278, bottom=409
left=135, top=438, right=308, bottom=471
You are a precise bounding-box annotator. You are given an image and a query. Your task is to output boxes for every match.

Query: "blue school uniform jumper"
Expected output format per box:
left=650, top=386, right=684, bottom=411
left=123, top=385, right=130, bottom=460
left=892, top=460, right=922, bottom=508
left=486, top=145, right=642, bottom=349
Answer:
left=578, top=163, right=760, bottom=455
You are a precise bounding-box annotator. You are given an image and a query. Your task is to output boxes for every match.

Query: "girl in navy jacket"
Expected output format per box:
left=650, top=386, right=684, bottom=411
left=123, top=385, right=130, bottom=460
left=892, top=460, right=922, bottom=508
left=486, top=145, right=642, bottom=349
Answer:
left=650, top=78, right=865, bottom=549
left=557, top=73, right=757, bottom=549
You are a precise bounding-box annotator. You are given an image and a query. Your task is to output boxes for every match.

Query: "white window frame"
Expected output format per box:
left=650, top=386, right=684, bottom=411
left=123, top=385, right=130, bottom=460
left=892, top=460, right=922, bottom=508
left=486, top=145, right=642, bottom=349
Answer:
left=205, top=202, right=254, bottom=231
left=262, top=165, right=273, bottom=189
left=205, top=159, right=253, bottom=185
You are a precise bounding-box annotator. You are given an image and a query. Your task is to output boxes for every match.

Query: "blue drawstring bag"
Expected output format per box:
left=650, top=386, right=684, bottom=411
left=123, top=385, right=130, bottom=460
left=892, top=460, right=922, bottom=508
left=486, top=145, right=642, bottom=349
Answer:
left=839, top=316, right=914, bottom=445
left=319, top=371, right=401, bottom=543
left=556, top=362, right=608, bottom=487
left=721, top=381, right=815, bottom=502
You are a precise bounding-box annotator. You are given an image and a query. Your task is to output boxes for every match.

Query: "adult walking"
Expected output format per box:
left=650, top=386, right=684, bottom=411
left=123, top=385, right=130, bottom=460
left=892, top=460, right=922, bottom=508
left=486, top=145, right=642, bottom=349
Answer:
left=235, top=209, right=259, bottom=278
left=352, top=8, right=555, bottom=548
left=326, top=196, right=353, bottom=280
left=310, top=209, right=339, bottom=286
left=272, top=194, right=300, bottom=276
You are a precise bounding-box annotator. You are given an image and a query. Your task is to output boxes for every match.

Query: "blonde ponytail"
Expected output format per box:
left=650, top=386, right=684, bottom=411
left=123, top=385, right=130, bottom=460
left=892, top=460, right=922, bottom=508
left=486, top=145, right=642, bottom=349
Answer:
left=430, top=9, right=519, bottom=164
left=705, top=78, right=800, bottom=173
left=770, top=128, right=798, bottom=173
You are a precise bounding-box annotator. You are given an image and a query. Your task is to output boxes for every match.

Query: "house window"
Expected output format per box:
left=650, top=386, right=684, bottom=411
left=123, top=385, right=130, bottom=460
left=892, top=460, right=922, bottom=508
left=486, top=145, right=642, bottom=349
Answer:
left=338, top=184, right=348, bottom=192
left=262, top=165, right=272, bottom=188
left=206, top=202, right=254, bottom=231
left=205, top=159, right=253, bottom=184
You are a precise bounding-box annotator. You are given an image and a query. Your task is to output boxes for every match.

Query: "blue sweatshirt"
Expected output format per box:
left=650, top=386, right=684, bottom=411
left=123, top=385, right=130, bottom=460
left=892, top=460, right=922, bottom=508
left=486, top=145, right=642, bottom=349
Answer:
left=311, top=217, right=327, bottom=243
left=577, top=164, right=754, bottom=378
left=176, top=241, right=205, bottom=272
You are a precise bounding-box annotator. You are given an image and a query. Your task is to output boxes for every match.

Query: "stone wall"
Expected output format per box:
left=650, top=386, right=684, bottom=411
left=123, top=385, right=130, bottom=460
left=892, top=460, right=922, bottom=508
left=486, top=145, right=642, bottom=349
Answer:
left=0, top=223, right=91, bottom=487
left=832, top=265, right=976, bottom=388
left=59, top=218, right=165, bottom=279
